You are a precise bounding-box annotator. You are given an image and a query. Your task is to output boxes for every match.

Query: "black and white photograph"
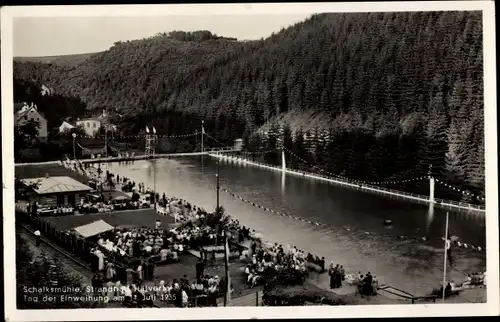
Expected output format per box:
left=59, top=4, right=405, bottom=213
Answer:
left=2, top=2, right=498, bottom=320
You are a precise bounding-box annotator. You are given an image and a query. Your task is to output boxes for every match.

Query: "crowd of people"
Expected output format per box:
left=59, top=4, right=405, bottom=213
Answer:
left=355, top=272, right=379, bottom=296
left=435, top=271, right=487, bottom=298
left=89, top=268, right=226, bottom=308
left=91, top=226, right=182, bottom=266
left=328, top=263, right=346, bottom=289
left=242, top=242, right=327, bottom=288
left=157, top=273, right=224, bottom=307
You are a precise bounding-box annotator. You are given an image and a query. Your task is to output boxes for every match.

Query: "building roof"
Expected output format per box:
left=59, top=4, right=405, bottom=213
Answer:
left=15, top=104, right=46, bottom=121
left=14, top=103, right=25, bottom=113
left=21, top=176, right=93, bottom=195
left=73, top=220, right=114, bottom=238
left=59, top=121, right=75, bottom=129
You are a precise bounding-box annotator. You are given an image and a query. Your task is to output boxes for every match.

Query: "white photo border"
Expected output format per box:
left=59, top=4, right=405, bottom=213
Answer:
left=2, top=1, right=498, bottom=320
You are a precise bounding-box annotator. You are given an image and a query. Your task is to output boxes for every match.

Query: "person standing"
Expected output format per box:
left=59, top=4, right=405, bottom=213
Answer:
left=34, top=229, right=41, bottom=246
left=137, top=262, right=143, bottom=283
left=329, top=262, right=336, bottom=289
left=181, top=288, right=189, bottom=307
left=335, top=264, right=342, bottom=288
left=195, top=258, right=205, bottom=282
left=251, top=241, right=257, bottom=256
left=339, top=265, right=345, bottom=280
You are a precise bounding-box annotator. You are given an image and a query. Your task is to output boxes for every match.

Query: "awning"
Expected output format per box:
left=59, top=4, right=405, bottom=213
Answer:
left=21, top=176, right=93, bottom=195
left=73, top=220, right=114, bottom=238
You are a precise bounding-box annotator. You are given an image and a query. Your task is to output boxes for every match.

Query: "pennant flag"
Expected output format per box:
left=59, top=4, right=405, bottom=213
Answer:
left=152, top=126, right=157, bottom=134
left=146, top=126, right=150, bottom=134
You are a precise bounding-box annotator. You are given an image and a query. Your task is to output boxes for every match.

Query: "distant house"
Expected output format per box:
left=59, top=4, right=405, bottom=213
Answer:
left=59, top=121, right=75, bottom=133
left=98, top=110, right=118, bottom=132
left=234, top=138, right=243, bottom=151
left=76, top=118, right=101, bottom=137
left=40, top=84, right=52, bottom=96
left=14, top=102, right=48, bottom=139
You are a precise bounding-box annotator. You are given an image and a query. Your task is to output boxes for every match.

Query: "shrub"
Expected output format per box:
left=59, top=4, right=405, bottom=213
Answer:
left=263, top=283, right=354, bottom=306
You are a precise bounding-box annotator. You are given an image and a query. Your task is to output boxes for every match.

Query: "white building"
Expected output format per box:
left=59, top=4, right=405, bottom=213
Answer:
left=76, top=118, right=101, bottom=137
left=59, top=121, right=75, bottom=133
left=14, top=102, right=48, bottom=139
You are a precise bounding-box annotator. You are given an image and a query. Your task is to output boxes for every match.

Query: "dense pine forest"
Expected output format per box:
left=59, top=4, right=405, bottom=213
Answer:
left=13, top=11, right=484, bottom=203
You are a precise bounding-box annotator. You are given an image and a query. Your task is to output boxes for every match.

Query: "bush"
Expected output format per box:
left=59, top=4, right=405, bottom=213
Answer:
left=263, top=266, right=308, bottom=289
left=263, top=282, right=354, bottom=306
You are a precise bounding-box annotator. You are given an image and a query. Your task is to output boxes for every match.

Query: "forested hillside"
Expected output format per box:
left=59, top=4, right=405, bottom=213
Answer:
left=14, top=52, right=100, bottom=67
left=13, top=11, right=485, bottom=203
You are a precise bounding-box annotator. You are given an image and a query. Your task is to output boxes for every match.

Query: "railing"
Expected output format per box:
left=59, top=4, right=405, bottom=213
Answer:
left=378, top=285, right=438, bottom=304
left=210, top=154, right=485, bottom=213
left=206, top=147, right=235, bottom=152
left=79, top=151, right=216, bottom=163
left=217, top=290, right=263, bottom=307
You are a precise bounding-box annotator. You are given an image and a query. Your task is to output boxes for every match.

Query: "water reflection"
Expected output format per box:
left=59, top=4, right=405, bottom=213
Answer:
left=426, top=202, right=435, bottom=234
left=281, top=172, right=286, bottom=196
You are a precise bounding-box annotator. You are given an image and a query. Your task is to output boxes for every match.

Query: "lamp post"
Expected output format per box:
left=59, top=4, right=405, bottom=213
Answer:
left=215, top=159, right=220, bottom=246
left=201, top=120, right=204, bottom=154
left=72, top=133, right=77, bottom=160
left=153, top=144, right=157, bottom=212
left=216, top=159, right=220, bottom=210
left=147, top=125, right=158, bottom=211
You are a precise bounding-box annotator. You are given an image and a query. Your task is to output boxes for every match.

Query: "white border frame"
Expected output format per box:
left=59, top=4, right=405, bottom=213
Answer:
left=2, top=2, right=498, bottom=320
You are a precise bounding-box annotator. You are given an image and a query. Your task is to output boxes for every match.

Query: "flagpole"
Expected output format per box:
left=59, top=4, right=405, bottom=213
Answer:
left=215, top=159, right=220, bottom=247
left=223, top=230, right=231, bottom=307
left=442, top=212, right=449, bottom=302
left=153, top=126, right=157, bottom=212
left=201, top=120, right=204, bottom=154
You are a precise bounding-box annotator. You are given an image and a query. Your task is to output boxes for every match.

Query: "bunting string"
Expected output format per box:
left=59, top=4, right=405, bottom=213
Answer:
left=435, top=178, right=483, bottom=200
left=108, top=131, right=200, bottom=140
left=216, top=186, right=485, bottom=253
left=203, top=132, right=227, bottom=147
left=283, top=147, right=427, bottom=186
left=238, top=148, right=282, bottom=155
left=78, top=131, right=200, bottom=141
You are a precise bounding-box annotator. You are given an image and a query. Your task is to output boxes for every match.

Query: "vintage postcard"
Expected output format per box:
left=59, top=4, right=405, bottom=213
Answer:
left=2, top=2, right=498, bottom=321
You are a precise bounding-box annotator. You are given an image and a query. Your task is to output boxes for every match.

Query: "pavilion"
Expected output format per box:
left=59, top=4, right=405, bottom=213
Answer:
left=21, top=175, right=93, bottom=207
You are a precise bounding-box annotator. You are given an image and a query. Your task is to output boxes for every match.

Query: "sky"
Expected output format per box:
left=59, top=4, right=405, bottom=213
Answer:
left=13, top=14, right=311, bottom=57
